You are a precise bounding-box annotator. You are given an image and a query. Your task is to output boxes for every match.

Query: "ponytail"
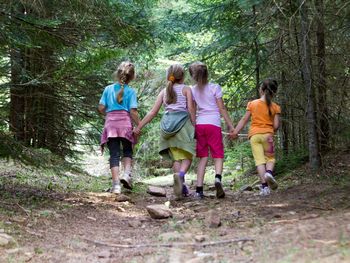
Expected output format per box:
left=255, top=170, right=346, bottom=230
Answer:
left=113, top=61, right=135, bottom=104
left=117, top=75, right=127, bottom=103
left=165, top=64, right=184, bottom=104
left=261, top=78, right=278, bottom=116
left=165, top=79, right=177, bottom=104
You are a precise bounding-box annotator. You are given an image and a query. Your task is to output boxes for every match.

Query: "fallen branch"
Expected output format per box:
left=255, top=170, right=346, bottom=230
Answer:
left=16, top=202, right=30, bottom=217
left=83, top=237, right=254, bottom=249
left=303, top=204, right=334, bottom=211
left=0, top=201, right=30, bottom=217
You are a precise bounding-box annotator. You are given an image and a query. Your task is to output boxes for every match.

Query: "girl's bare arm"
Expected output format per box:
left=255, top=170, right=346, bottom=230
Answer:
left=233, top=111, right=251, bottom=136
left=216, top=98, right=234, bottom=131
left=130, top=108, right=140, bottom=126
left=134, top=90, right=164, bottom=135
left=183, top=87, right=196, bottom=124
left=98, top=104, right=106, bottom=115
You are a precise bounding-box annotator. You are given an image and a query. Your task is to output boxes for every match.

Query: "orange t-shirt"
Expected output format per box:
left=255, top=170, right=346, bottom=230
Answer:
left=247, top=99, right=281, bottom=138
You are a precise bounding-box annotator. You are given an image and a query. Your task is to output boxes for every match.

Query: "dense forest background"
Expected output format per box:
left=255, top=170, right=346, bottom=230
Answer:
left=0, top=0, right=349, bottom=174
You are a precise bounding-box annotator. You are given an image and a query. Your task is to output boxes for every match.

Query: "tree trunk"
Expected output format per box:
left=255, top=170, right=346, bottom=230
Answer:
left=299, top=0, right=321, bottom=171
left=252, top=5, right=260, bottom=98
left=315, top=0, right=330, bottom=152
left=9, top=48, right=25, bottom=141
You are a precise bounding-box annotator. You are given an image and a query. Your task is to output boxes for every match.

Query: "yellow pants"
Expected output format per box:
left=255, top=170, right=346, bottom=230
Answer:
left=169, top=147, right=193, bottom=161
left=250, top=133, right=275, bottom=166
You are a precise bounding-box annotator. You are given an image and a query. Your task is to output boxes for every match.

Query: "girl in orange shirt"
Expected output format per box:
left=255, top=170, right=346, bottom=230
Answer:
left=232, top=79, right=281, bottom=196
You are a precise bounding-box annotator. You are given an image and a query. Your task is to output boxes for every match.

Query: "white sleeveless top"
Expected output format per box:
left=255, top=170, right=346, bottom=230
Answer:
left=163, top=84, right=187, bottom=112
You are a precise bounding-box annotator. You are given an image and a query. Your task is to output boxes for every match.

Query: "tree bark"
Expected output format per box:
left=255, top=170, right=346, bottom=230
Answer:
left=315, top=0, right=330, bottom=152
left=252, top=5, right=260, bottom=98
left=299, top=0, right=321, bottom=171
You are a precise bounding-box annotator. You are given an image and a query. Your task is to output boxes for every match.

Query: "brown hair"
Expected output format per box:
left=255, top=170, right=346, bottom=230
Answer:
left=113, top=61, right=135, bottom=104
left=189, top=62, right=208, bottom=89
left=165, top=64, right=185, bottom=104
left=260, top=78, right=278, bottom=116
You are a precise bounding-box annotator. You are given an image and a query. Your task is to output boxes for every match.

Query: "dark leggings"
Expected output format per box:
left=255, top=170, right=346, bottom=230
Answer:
left=107, top=138, right=133, bottom=168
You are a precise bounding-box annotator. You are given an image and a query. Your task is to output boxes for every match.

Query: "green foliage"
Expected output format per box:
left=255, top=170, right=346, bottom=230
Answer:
left=274, top=151, right=309, bottom=177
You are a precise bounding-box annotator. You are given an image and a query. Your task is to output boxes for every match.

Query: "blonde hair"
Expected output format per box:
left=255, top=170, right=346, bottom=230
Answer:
left=165, top=64, right=184, bottom=104
left=189, top=62, right=208, bottom=89
left=113, top=61, right=135, bottom=104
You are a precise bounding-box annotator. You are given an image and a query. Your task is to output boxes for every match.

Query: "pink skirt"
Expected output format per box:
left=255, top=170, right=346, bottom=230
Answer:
left=100, top=110, right=135, bottom=146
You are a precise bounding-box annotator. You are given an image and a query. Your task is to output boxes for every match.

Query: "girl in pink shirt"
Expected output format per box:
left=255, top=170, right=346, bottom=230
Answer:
left=189, top=62, right=235, bottom=199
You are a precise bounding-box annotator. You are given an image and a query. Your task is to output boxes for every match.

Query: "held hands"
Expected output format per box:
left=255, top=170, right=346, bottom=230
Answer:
left=133, top=126, right=141, bottom=136
left=228, top=126, right=238, bottom=140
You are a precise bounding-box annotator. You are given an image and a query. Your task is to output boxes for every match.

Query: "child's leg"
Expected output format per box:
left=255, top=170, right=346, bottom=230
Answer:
left=213, top=158, right=223, bottom=175
left=266, top=162, right=275, bottom=173
left=250, top=135, right=267, bottom=183
left=107, top=138, right=121, bottom=193
left=173, top=161, right=181, bottom=174
left=197, top=157, right=208, bottom=188
left=179, top=159, right=191, bottom=196
left=256, top=164, right=267, bottom=183
left=262, top=134, right=278, bottom=190
left=180, top=159, right=191, bottom=174
left=213, top=158, right=225, bottom=198
left=120, top=138, right=133, bottom=189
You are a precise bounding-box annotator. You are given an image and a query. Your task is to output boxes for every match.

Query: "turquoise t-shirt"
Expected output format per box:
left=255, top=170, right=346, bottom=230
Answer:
left=99, top=83, right=138, bottom=112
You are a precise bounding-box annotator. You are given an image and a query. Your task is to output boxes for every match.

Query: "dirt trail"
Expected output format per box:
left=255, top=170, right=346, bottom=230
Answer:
left=1, top=154, right=350, bottom=263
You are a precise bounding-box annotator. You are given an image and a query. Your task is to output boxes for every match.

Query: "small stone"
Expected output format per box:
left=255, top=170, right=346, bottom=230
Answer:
left=194, top=235, right=207, bottom=242
left=240, top=185, right=253, bottom=192
left=288, top=211, right=297, bottom=215
left=219, top=230, right=228, bottom=236
left=147, top=186, right=167, bottom=197
left=115, top=194, right=131, bottom=202
left=300, top=214, right=319, bottom=220
left=207, top=210, right=221, bottom=228
left=116, top=206, right=126, bottom=212
left=0, top=233, right=17, bottom=248
left=128, top=220, right=141, bottom=228
left=146, top=204, right=173, bottom=219
left=97, top=250, right=110, bottom=258
left=232, top=211, right=241, bottom=218
left=6, top=248, right=20, bottom=254
left=193, top=206, right=209, bottom=213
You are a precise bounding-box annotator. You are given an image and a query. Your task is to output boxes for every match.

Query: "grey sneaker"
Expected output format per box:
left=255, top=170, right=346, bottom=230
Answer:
left=173, top=174, right=183, bottom=199
left=120, top=173, right=132, bottom=190
left=259, top=186, right=271, bottom=196
left=214, top=178, right=225, bottom=198
left=111, top=184, right=121, bottom=194
left=265, top=173, right=278, bottom=190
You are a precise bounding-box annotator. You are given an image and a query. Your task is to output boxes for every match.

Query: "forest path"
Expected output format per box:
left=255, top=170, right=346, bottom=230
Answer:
left=1, top=153, right=350, bottom=263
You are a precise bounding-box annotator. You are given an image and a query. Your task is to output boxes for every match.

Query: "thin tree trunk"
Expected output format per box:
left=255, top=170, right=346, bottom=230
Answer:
left=9, top=48, right=25, bottom=141
left=315, top=0, right=330, bottom=152
left=252, top=5, right=260, bottom=98
left=299, top=0, right=321, bottom=171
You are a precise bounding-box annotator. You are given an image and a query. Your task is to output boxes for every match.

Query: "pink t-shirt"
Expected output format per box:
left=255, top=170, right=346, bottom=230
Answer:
left=191, top=83, right=222, bottom=127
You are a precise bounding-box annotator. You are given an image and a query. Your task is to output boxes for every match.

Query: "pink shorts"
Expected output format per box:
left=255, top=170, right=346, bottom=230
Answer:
left=195, top=124, right=224, bottom=158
